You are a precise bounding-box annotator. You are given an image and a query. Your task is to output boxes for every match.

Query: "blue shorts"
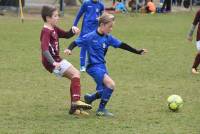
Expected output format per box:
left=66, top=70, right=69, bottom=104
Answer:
left=86, top=64, right=108, bottom=91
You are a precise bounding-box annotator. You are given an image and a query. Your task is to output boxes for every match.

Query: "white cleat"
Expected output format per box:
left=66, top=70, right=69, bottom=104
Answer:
left=80, top=66, right=86, bottom=72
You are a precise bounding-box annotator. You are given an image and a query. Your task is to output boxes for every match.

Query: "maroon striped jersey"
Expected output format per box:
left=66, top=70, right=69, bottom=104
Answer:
left=193, top=9, right=200, bottom=41
left=40, top=25, right=74, bottom=72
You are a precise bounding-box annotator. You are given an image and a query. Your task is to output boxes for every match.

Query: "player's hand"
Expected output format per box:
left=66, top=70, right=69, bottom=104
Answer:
left=53, top=62, right=61, bottom=69
left=64, top=49, right=72, bottom=55
left=72, top=26, right=80, bottom=35
left=140, top=49, right=148, bottom=55
left=187, top=36, right=193, bottom=42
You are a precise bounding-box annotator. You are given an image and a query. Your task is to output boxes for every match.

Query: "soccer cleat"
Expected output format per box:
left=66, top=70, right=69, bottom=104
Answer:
left=80, top=66, right=86, bottom=72
left=96, top=109, right=114, bottom=117
left=80, top=108, right=90, bottom=116
left=69, top=106, right=80, bottom=115
left=71, top=100, right=92, bottom=110
left=192, top=68, right=199, bottom=74
left=84, top=93, right=93, bottom=104
left=69, top=108, right=89, bottom=116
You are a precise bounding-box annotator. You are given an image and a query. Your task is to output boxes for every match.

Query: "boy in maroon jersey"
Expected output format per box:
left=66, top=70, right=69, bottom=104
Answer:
left=40, top=5, right=92, bottom=115
left=188, top=9, right=200, bottom=74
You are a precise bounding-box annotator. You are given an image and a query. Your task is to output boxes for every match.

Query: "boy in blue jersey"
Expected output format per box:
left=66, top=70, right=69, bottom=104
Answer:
left=65, top=13, right=147, bottom=117
left=73, top=0, right=104, bottom=72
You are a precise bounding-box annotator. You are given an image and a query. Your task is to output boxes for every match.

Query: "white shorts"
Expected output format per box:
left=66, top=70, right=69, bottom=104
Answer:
left=196, top=41, right=200, bottom=51
left=53, top=59, right=72, bottom=77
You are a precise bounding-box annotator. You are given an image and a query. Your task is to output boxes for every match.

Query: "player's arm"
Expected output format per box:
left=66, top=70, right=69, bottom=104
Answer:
left=56, top=27, right=75, bottom=39
left=188, top=11, right=200, bottom=41
left=64, top=36, right=87, bottom=55
left=73, top=3, right=86, bottom=26
left=65, top=28, right=75, bottom=38
left=64, top=41, right=78, bottom=55
left=43, top=51, right=60, bottom=68
left=43, top=51, right=55, bottom=64
left=68, top=41, right=78, bottom=51
left=41, top=32, right=60, bottom=68
left=108, top=35, right=147, bottom=55
left=187, top=24, right=196, bottom=41
left=119, top=42, right=147, bottom=55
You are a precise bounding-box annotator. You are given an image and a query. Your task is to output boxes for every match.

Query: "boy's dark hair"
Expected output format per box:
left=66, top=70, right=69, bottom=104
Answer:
left=41, top=5, right=57, bottom=22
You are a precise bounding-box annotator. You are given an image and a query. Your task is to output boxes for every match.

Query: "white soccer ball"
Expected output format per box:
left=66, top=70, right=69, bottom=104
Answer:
left=167, top=95, right=183, bottom=111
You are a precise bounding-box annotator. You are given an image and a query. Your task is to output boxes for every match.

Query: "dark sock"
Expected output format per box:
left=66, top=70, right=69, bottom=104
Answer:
left=192, top=53, right=200, bottom=69
left=98, top=87, right=113, bottom=110
left=89, top=90, right=103, bottom=102
left=70, top=77, right=81, bottom=102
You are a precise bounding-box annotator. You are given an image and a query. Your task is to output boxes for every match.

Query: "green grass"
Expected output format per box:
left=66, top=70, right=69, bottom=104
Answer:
left=1, top=10, right=200, bottom=134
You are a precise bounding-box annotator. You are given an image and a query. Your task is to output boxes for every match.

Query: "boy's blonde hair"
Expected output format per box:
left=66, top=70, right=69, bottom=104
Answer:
left=98, top=13, right=115, bottom=26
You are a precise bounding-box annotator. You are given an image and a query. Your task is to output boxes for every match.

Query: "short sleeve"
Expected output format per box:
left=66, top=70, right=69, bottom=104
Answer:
left=107, top=35, right=122, bottom=48
left=75, top=35, right=88, bottom=48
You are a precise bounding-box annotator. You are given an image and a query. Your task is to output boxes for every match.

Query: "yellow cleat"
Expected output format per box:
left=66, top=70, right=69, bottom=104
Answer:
left=71, top=100, right=92, bottom=110
left=80, top=109, right=89, bottom=116
left=72, top=109, right=81, bottom=115
left=69, top=108, right=89, bottom=116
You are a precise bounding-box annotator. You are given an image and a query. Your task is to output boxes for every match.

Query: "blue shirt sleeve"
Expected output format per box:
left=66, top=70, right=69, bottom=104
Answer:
left=73, top=2, right=87, bottom=26
left=107, top=35, right=122, bottom=48
left=75, top=35, right=88, bottom=48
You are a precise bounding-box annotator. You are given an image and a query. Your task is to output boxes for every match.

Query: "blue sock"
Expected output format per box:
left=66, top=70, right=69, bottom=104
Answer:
left=89, top=90, right=103, bottom=102
left=98, top=87, right=113, bottom=110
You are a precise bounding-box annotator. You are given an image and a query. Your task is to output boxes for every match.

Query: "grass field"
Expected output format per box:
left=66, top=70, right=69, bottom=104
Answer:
left=1, top=9, right=200, bottom=134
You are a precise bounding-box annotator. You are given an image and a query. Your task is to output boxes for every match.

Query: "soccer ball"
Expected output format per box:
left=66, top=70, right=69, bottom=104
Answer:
left=167, top=95, right=183, bottom=111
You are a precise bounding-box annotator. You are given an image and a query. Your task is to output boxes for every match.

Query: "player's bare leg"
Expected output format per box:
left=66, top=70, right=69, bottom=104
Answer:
left=63, top=65, right=91, bottom=115
left=96, top=74, right=115, bottom=117
left=192, top=52, right=200, bottom=74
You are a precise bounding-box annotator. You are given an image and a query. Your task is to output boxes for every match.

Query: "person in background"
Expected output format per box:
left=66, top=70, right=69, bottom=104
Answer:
left=161, top=0, right=171, bottom=12
left=145, top=0, right=156, bottom=13
left=73, top=0, right=104, bottom=72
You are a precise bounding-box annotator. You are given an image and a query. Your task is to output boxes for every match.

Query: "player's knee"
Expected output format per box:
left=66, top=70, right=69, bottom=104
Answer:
left=74, top=72, right=80, bottom=78
left=107, top=81, right=115, bottom=90
left=72, top=69, right=80, bottom=78
left=111, top=82, right=116, bottom=90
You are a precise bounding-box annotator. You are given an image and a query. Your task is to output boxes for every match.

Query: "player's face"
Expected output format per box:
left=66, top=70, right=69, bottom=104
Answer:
left=48, top=10, right=59, bottom=26
left=102, top=21, right=114, bottom=34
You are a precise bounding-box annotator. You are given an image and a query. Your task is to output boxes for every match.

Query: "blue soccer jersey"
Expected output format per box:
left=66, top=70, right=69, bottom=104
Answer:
left=73, top=0, right=104, bottom=36
left=75, top=30, right=122, bottom=66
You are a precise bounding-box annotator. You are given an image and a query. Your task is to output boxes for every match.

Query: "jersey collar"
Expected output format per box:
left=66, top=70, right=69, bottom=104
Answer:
left=96, top=30, right=104, bottom=36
